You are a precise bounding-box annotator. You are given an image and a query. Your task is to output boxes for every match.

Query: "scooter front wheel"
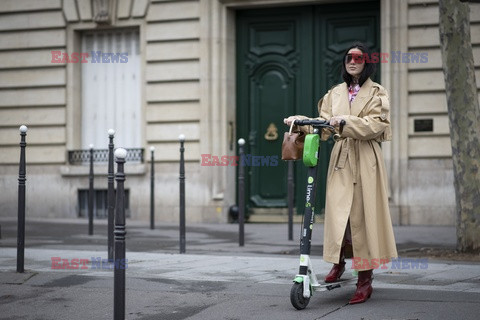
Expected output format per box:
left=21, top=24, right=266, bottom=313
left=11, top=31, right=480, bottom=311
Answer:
left=290, top=282, right=310, bottom=310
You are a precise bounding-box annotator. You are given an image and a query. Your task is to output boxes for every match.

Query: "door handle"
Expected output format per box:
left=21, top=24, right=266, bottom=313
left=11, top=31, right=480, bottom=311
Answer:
left=264, top=122, right=278, bottom=141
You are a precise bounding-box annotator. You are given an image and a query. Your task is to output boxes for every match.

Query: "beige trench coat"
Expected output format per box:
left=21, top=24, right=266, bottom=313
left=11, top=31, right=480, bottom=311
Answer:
left=297, top=78, right=398, bottom=270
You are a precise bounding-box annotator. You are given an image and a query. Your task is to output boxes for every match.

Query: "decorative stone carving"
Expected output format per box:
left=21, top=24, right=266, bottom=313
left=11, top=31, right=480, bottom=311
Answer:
left=93, top=0, right=113, bottom=24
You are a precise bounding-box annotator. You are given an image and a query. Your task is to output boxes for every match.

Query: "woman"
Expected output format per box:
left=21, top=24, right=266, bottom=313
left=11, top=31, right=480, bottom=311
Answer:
left=284, top=42, right=397, bottom=304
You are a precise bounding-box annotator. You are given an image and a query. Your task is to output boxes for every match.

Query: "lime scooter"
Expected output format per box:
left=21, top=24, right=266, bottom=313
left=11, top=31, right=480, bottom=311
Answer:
left=289, top=119, right=355, bottom=310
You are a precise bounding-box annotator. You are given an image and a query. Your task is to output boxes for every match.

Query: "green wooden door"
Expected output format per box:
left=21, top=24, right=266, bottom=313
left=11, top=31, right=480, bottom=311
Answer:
left=236, top=7, right=314, bottom=209
left=236, top=2, right=379, bottom=215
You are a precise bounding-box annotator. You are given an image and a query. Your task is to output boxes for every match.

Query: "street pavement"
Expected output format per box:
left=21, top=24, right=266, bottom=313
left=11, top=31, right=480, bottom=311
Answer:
left=0, top=217, right=479, bottom=320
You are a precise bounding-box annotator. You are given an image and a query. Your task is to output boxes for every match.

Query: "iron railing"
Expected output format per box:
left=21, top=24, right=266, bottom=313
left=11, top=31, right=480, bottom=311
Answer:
left=68, top=148, right=144, bottom=165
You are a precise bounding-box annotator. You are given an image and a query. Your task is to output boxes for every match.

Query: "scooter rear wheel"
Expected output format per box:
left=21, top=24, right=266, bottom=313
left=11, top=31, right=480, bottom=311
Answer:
left=290, top=282, right=310, bottom=310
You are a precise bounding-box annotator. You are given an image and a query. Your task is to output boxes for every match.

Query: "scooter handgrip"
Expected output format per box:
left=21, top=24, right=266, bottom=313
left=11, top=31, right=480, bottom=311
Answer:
left=294, top=119, right=309, bottom=126
left=294, top=119, right=329, bottom=126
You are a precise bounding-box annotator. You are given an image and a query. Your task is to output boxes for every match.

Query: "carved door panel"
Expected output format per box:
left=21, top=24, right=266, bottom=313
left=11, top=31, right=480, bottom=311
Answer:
left=315, top=3, right=380, bottom=95
left=236, top=7, right=313, bottom=208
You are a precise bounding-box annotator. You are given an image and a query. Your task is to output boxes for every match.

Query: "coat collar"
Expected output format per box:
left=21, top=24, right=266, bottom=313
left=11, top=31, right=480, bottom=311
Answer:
left=333, top=78, right=374, bottom=117
left=351, top=78, right=374, bottom=117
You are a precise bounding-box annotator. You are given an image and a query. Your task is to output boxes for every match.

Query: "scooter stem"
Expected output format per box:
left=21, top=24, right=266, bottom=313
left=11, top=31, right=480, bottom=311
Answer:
left=298, top=164, right=320, bottom=275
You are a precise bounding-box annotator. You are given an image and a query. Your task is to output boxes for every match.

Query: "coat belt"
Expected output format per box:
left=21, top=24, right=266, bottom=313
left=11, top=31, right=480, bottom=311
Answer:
left=335, top=137, right=358, bottom=183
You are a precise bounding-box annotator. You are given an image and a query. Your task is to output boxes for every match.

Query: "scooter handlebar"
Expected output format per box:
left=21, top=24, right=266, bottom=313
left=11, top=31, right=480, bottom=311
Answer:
left=293, top=119, right=345, bottom=131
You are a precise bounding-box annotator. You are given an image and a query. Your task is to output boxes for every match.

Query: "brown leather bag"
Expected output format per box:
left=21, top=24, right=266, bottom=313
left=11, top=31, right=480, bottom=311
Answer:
left=281, top=122, right=305, bottom=160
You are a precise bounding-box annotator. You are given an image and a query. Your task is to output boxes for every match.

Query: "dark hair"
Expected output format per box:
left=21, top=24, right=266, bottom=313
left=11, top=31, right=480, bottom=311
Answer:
left=341, top=41, right=376, bottom=87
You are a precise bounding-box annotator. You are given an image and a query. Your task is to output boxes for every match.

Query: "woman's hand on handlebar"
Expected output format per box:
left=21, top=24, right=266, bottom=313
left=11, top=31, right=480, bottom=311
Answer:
left=283, top=116, right=303, bottom=126
left=329, top=116, right=346, bottom=127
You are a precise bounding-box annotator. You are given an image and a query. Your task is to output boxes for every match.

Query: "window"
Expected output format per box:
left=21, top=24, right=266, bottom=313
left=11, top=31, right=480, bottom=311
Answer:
left=81, top=29, right=141, bottom=149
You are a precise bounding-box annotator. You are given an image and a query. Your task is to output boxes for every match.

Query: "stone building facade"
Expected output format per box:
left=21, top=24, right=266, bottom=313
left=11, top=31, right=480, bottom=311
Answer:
left=0, top=0, right=479, bottom=225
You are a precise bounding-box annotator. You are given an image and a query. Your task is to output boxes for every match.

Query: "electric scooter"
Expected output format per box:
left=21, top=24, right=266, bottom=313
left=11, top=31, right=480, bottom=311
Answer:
left=289, top=119, right=355, bottom=310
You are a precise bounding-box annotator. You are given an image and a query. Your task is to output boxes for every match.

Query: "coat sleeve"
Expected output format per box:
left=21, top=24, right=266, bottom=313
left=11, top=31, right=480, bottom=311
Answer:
left=316, top=90, right=334, bottom=141
left=290, top=88, right=335, bottom=138
left=291, top=115, right=313, bottom=134
left=340, top=87, right=391, bottom=141
left=290, top=89, right=332, bottom=135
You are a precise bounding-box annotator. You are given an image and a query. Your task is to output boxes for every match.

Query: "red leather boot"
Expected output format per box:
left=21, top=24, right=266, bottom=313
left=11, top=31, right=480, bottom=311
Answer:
left=349, top=270, right=373, bottom=304
left=324, top=247, right=346, bottom=283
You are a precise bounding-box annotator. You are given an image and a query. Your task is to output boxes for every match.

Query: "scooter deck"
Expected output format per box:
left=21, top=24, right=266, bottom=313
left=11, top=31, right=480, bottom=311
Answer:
left=312, top=278, right=356, bottom=292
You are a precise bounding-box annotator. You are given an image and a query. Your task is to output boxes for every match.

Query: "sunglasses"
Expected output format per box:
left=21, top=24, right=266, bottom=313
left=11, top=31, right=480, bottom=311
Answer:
left=345, top=53, right=365, bottom=64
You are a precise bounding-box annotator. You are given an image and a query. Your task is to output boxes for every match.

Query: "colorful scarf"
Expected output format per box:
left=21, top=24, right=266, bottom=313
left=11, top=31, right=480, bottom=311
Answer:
left=348, top=84, right=360, bottom=103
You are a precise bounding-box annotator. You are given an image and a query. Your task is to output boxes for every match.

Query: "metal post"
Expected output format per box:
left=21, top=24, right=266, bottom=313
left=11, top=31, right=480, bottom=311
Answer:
left=88, top=144, right=94, bottom=235
left=114, top=148, right=127, bottom=320
left=179, top=134, right=186, bottom=254
left=287, top=161, right=294, bottom=241
left=107, top=130, right=115, bottom=261
left=238, top=138, right=245, bottom=247
left=150, top=146, right=155, bottom=230
left=17, top=125, right=27, bottom=273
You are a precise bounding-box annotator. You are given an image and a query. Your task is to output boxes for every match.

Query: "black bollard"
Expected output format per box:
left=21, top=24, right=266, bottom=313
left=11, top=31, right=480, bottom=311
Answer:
left=88, top=144, right=94, bottom=235
left=287, top=161, right=294, bottom=241
left=179, top=134, right=186, bottom=254
left=150, top=146, right=155, bottom=230
left=107, top=130, right=115, bottom=261
left=114, top=148, right=127, bottom=320
left=17, top=125, right=27, bottom=273
left=238, top=138, right=245, bottom=247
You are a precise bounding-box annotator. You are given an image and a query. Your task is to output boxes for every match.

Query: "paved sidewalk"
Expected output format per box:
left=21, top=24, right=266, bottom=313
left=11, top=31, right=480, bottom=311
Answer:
left=0, top=217, right=459, bottom=255
left=0, top=218, right=479, bottom=320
